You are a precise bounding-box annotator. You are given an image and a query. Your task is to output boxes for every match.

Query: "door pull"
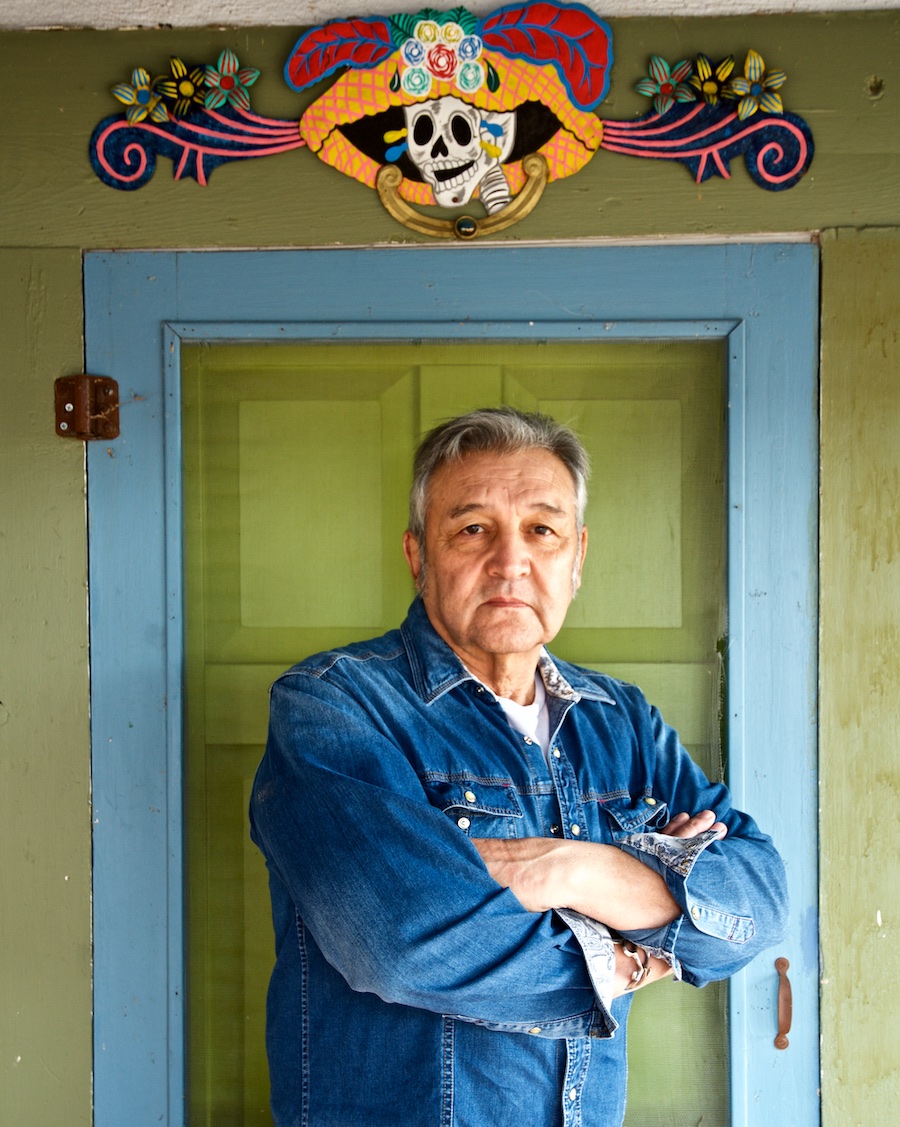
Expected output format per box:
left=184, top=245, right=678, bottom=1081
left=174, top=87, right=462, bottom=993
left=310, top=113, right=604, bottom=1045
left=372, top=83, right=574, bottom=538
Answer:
left=774, top=956, right=792, bottom=1049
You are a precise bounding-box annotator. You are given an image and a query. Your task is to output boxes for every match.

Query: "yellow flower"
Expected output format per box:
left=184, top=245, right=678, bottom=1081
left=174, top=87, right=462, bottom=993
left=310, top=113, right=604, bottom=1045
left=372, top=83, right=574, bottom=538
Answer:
left=688, top=55, right=735, bottom=107
left=415, top=20, right=440, bottom=45
left=729, top=49, right=786, bottom=120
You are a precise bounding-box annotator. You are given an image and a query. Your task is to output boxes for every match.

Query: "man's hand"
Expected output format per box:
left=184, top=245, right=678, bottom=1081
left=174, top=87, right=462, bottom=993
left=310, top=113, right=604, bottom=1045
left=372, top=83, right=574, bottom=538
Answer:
left=661, top=809, right=727, bottom=839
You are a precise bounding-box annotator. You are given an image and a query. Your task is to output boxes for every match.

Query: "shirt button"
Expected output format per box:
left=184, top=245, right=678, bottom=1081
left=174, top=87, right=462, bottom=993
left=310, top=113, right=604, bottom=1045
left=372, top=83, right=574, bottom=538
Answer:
left=524, top=736, right=534, bottom=745
left=553, top=748, right=561, bottom=759
left=571, top=824, right=581, bottom=836
left=464, top=790, right=477, bottom=803
left=691, top=905, right=701, bottom=919
left=569, top=1088, right=577, bottom=1101
left=550, top=825, right=560, bottom=835
left=644, top=797, right=657, bottom=806
left=476, top=686, right=484, bottom=693
left=458, top=817, right=471, bottom=830
left=528, top=1027, right=542, bottom=1035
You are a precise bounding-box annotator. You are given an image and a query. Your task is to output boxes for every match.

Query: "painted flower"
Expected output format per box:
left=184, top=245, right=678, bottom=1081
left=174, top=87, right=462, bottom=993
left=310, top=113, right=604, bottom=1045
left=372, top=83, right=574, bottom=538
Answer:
left=728, top=50, right=786, bottom=119
left=635, top=56, right=695, bottom=116
left=425, top=43, right=458, bottom=82
left=458, top=35, right=483, bottom=62
left=401, top=37, right=427, bottom=67
left=457, top=60, right=485, bottom=94
left=154, top=57, right=206, bottom=117
left=112, top=67, right=169, bottom=124
left=414, top=19, right=441, bottom=45
left=688, top=54, right=735, bottom=107
left=204, top=49, right=260, bottom=112
left=401, top=65, right=432, bottom=97
left=440, top=22, right=464, bottom=46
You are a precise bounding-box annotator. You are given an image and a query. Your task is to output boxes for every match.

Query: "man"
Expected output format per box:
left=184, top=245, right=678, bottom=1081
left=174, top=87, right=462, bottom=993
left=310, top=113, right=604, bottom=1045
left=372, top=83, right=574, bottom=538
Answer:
left=250, top=407, right=787, bottom=1127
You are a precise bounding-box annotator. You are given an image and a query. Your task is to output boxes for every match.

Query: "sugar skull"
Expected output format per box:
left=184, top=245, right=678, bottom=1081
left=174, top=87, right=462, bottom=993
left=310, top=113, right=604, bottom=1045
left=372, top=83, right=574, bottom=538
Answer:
left=402, top=96, right=515, bottom=210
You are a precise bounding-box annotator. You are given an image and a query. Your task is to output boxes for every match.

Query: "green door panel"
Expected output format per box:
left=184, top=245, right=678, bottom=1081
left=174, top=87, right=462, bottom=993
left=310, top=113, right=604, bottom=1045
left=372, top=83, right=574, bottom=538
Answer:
left=182, top=336, right=726, bottom=1126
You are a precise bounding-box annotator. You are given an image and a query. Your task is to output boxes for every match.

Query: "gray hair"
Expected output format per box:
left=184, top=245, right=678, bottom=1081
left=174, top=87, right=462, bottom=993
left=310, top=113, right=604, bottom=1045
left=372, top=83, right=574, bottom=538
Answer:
left=408, top=406, right=590, bottom=543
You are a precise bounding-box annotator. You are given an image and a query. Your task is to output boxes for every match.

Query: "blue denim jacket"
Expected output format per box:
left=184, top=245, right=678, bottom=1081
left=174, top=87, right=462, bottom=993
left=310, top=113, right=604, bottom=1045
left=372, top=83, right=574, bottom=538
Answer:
left=250, top=597, right=788, bottom=1127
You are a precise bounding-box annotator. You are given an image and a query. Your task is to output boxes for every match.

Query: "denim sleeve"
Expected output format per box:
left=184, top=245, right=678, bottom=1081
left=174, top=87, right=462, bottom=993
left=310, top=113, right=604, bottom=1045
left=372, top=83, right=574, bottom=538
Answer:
left=250, top=674, right=618, bottom=1039
left=610, top=703, right=789, bottom=988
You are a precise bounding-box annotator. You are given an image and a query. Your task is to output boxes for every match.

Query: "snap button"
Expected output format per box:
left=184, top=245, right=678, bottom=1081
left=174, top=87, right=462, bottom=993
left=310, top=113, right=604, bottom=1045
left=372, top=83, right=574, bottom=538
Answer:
left=528, top=1027, right=542, bottom=1035
left=553, top=748, right=561, bottom=759
left=464, top=790, right=477, bottom=803
left=458, top=817, right=471, bottom=830
left=644, top=797, right=657, bottom=806
left=569, top=1088, right=577, bottom=1101
left=550, top=825, right=560, bottom=835
left=571, top=824, right=581, bottom=836
left=691, top=905, right=700, bottom=919
left=524, top=736, right=533, bottom=745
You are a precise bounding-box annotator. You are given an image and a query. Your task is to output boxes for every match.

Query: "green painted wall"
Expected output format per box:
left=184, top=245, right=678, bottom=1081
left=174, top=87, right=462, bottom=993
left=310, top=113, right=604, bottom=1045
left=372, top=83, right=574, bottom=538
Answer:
left=820, top=226, right=900, bottom=1126
left=0, top=12, right=897, bottom=1126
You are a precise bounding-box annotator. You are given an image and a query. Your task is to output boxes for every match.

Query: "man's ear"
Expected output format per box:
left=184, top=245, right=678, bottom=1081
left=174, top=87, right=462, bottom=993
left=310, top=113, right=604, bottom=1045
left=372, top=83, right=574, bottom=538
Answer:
left=573, top=525, right=588, bottom=592
left=403, top=530, right=423, bottom=584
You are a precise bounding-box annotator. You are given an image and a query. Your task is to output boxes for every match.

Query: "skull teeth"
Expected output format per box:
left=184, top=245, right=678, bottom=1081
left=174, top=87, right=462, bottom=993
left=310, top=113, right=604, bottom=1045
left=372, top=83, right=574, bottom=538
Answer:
left=426, top=159, right=478, bottom=187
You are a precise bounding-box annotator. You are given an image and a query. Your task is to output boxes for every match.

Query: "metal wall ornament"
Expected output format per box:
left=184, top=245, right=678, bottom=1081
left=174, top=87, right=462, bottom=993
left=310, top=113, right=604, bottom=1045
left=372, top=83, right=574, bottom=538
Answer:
left=88, top=3, right=815, bottom=240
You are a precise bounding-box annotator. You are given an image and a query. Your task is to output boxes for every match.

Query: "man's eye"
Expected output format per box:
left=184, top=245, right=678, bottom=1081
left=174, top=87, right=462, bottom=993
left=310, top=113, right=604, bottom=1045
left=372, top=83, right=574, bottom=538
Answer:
left=533, top=525, right=554, bottom=536
left=461, top=524, right=483, bottom=535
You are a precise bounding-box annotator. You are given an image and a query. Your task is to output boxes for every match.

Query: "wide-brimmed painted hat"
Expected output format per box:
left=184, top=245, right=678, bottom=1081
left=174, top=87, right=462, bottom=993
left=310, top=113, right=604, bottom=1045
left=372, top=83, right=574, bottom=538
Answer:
left=286, top=3, right=612, bottom=204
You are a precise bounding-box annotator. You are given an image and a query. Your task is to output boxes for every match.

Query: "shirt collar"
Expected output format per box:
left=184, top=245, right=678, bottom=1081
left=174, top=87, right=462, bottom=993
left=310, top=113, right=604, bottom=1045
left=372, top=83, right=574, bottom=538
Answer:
left=400, top=597, right=614, bottom=706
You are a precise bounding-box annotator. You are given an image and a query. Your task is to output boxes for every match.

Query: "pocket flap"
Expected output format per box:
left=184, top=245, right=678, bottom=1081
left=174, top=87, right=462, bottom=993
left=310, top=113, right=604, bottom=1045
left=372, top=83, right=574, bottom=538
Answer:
left=421, top=775, right=523, bottom=818
left=602, top=793, right=669, bottom=833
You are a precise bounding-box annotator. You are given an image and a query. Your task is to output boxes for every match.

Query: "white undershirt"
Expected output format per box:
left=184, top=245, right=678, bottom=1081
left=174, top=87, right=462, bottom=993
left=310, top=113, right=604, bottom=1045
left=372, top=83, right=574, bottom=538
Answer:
left=496, top=672, right=551, bottom=761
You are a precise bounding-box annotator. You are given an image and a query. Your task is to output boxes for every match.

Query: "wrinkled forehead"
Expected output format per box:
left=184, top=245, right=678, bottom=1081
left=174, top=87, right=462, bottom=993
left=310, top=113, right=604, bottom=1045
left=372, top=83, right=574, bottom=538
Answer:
left=425, top=448, right=579, bottom=521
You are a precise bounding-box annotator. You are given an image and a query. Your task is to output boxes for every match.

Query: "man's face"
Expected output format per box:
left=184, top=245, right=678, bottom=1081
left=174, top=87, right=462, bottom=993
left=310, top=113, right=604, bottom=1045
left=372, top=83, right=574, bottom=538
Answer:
left=403, top=449, right=588, bottom=671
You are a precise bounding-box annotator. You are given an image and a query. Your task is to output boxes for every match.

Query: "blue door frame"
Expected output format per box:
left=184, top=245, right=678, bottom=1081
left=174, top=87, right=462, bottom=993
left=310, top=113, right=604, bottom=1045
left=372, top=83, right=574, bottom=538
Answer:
left=85, top=244, right=819, bottom=1126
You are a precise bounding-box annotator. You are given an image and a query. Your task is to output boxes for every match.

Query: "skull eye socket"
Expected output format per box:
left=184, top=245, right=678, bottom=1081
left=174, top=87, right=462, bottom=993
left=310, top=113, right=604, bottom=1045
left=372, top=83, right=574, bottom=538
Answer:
left=412, top=113, right=435, bottom=147
left=450, top=113, right=473, bottom=147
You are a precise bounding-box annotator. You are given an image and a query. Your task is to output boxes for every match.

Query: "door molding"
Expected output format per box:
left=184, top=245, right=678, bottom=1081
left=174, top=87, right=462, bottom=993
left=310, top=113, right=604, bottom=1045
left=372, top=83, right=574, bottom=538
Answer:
left=86, top=245, right=819, bottom=1126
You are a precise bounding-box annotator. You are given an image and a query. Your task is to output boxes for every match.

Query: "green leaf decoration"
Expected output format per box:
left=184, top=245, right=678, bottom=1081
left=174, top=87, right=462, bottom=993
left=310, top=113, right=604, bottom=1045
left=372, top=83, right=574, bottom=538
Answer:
left=389, top=14, right=419, bottom=45
left=486, top=59, right=500, bottom=93
left=444, top=7, right=477, bottom=33
left=389, top=68, right=401, bottom=92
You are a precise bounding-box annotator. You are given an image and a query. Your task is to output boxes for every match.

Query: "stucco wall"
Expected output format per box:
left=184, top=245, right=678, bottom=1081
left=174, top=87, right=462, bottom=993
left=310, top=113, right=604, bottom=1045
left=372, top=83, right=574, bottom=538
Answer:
left=0, top=0, right=895, bottom=31
left=1, top=9, right=898, bottom=1126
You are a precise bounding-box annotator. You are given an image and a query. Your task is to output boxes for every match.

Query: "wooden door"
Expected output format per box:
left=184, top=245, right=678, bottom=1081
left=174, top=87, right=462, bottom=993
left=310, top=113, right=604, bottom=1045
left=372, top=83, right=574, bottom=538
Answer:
left=181, top=337, right=727, bottom=1124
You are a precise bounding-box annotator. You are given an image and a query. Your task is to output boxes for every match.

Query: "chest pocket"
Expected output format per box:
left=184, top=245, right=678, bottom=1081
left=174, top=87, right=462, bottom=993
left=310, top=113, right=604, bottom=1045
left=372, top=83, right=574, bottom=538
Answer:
left=421, top=776, right=523, bottom=839
left=602, top=794, right=670, bottom=841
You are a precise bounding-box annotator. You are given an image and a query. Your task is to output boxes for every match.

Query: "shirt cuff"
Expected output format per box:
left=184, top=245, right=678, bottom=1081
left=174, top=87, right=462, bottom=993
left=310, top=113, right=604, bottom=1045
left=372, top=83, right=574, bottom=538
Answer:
left=554, top=908, right=619, bottom=1037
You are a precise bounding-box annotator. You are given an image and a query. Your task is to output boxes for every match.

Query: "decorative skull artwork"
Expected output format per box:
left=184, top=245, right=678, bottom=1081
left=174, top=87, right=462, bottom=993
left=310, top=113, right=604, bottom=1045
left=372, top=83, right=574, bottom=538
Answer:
left=87, top=5, right=815, bottom=240
left=403, top=96, right=515, bottom=210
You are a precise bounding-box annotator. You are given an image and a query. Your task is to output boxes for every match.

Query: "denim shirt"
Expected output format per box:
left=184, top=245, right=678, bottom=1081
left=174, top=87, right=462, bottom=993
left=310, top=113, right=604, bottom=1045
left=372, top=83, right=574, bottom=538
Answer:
left=250, top=597, right=788, bottom=1127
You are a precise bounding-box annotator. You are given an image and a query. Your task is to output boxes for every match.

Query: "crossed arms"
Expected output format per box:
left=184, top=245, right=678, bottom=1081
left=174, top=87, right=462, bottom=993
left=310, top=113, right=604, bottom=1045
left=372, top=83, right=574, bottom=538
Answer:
left=474, top=809, right=727, bottom=996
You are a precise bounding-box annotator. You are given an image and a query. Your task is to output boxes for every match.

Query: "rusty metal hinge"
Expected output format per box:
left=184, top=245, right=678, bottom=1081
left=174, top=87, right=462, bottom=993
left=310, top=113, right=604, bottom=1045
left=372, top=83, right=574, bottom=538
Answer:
left=55, top=375, right=119, bottom=440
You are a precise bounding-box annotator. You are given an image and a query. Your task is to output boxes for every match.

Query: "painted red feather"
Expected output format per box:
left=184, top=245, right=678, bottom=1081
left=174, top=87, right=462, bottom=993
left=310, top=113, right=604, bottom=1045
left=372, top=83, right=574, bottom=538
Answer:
left=285, top=18, right=396, bottom=91
left=479, top=2, right=613, bottom=109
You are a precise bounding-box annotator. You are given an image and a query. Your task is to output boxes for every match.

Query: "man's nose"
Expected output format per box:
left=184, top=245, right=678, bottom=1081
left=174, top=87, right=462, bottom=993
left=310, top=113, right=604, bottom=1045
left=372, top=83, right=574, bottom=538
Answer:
left=487, top=530, right=530, bottom=576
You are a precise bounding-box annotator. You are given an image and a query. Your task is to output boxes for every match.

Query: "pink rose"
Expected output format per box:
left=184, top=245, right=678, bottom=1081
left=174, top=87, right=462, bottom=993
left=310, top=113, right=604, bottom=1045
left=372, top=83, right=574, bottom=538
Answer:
left=425, top=44, right=457, bottom=82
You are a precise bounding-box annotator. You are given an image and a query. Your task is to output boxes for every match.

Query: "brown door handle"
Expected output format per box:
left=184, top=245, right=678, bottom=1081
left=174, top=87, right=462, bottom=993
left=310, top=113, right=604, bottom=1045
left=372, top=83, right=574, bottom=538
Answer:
left=774, top=956, right=792, bottom=1049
